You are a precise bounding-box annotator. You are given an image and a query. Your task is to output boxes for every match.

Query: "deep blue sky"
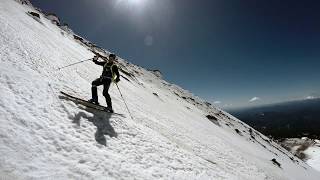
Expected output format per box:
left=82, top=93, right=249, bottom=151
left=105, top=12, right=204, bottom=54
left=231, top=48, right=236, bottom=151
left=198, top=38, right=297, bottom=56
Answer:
left=31, top=0, right=320, bottom=109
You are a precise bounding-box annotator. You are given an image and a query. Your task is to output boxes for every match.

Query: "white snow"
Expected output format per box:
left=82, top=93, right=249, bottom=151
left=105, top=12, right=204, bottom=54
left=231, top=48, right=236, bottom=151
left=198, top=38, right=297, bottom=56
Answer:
left=305, top=141, right=320, bottom=172
left=1, top=0, right=320, bottom=179
left=305, top=146, right=320, bottom=172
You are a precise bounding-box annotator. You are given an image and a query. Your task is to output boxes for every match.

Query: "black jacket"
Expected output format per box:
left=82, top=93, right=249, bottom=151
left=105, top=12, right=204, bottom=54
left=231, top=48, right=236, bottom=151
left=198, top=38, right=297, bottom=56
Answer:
left=93, top=60, right=120, bottom=81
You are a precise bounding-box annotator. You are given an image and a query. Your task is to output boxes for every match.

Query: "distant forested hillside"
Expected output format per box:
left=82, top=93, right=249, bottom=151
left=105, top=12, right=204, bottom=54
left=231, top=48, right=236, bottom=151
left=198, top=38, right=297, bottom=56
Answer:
left=229, top=99, right=320, bottom=139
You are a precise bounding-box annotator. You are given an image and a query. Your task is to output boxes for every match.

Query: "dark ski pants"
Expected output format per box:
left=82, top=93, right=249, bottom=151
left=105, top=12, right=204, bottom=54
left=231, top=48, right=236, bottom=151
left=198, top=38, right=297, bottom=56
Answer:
left=91, top=78, right=112, bottom=108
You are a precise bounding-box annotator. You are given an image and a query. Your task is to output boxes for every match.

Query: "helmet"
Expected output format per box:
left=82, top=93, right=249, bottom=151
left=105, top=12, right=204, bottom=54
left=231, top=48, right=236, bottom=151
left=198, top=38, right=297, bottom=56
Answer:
left=109, top=54, right=116, bottom=59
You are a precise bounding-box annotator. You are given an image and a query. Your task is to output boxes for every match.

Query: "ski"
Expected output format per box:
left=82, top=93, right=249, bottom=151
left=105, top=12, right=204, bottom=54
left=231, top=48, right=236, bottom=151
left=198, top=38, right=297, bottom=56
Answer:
left=60, top=91, right=125, bottom=117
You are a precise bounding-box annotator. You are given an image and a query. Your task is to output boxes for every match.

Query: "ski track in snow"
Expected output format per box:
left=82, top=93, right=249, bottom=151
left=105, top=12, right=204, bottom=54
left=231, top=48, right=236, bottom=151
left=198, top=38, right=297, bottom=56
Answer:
left=0, top=0, right=320, bottom=179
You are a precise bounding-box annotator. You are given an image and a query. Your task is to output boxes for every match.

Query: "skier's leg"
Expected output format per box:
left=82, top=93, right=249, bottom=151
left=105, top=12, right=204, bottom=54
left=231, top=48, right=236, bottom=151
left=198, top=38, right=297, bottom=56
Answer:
left=91, top=78, right=103, bottom=103
left=103, top=80, right=112, bottom=108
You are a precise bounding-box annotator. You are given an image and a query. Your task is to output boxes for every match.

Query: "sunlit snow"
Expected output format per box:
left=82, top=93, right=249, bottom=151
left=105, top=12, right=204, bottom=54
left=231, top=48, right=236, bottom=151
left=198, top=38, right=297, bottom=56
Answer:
left=0, top=0, right=319, bottom=179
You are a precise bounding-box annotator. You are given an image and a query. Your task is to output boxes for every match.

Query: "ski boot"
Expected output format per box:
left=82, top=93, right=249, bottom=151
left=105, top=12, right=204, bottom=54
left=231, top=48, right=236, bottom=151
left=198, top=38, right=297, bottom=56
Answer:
left=104, top=106, right=114, bottom=113
left=88, top=99, right=99, bottom=105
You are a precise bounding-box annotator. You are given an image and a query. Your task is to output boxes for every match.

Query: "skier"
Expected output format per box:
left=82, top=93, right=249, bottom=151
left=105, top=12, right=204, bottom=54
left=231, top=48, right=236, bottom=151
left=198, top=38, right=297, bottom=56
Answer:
left=88, top=53, right=120, bottom=113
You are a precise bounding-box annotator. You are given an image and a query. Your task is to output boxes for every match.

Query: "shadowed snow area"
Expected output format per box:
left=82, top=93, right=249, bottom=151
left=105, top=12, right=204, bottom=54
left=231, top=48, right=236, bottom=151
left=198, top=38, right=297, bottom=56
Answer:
left=0, top=0, right=320, bottom=179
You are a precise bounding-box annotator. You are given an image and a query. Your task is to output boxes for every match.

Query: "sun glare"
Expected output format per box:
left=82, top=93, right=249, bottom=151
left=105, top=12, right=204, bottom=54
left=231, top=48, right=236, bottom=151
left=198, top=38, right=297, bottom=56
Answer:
left=117, top=0, right=147, bottom=6
left=114, top=0, right=149, bottom=14
left=128, top=0, right=145, bottom=5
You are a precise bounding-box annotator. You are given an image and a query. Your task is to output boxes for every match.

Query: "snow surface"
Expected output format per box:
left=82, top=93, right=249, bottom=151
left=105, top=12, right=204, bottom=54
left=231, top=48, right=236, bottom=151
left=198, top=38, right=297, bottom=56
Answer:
left=1, top=0, right=320, bottom=179
left=305, top=141, right=320, bottom=172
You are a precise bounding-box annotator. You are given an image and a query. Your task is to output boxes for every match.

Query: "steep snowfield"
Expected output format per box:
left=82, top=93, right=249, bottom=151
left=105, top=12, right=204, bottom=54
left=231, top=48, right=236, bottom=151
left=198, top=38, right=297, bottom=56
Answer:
left=1, top=1, right=319, bottom=179
left=305, top=140, right=320, bottom=171
left=306, top=146, right=320, bottom=172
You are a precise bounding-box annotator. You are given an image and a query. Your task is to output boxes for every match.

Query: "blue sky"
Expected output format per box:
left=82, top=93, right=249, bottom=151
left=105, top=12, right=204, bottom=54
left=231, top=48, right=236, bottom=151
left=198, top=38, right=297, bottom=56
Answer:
left=31, top=0, right=320, bottom=109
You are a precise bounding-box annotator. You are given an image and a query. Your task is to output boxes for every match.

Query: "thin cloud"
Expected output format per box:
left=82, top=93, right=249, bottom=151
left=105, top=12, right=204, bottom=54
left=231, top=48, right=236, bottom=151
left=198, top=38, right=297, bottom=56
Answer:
left=249, top=97, right=261, bottom=102
left=305, top=96, right=316, bottom=100
left=223, top=103, right=233, bottom=107
left=214, top=101, right=221, bottom=104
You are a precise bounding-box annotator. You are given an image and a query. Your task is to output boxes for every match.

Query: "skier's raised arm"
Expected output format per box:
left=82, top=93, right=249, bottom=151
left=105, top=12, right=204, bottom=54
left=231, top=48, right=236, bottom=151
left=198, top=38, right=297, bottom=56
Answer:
left=92, top=55, right=106, bottom=66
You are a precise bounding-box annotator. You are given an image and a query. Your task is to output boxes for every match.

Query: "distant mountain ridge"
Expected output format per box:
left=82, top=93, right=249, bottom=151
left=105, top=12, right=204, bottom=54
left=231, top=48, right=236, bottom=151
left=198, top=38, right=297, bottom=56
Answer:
left=230, top=98, right=320, bottom=139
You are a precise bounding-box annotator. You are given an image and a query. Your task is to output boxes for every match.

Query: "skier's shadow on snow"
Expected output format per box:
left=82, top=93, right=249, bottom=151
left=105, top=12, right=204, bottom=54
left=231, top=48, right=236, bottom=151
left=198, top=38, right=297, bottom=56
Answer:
left=73, top=108, right=117, bottom=146
left=59, top=96, right=117, bottom=146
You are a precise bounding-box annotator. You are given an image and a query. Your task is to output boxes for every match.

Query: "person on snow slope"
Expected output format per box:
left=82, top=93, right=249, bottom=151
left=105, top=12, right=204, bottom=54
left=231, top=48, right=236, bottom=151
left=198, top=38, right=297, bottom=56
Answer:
left=88, top=53, right=120, bottom=113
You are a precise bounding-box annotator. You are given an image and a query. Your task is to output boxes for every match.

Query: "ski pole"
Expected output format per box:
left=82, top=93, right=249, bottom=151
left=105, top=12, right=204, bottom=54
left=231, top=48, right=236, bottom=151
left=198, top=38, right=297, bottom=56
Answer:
left=57, top=58, right=92, bottom=71
left=115, top=83, right=133, bottom=120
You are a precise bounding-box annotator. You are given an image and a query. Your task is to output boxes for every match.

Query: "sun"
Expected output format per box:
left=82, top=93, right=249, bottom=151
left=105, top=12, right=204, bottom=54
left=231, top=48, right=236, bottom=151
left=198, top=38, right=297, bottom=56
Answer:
left=116, top=0, right=147, bottom=6
left=114, top=0, right=150, bottom=15
left=128, top=0, right=146, bottom=5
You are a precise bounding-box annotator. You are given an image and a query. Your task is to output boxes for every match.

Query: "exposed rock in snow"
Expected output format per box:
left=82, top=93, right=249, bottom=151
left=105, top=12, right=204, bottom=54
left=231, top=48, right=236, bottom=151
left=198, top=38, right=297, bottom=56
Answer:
left=45, top=13, right=60, bottom=25
left=148, top=69, right=163, bottom=78
left=14, top=0, right=32, bottom=6
left=27, top=11, right=40, bottom=18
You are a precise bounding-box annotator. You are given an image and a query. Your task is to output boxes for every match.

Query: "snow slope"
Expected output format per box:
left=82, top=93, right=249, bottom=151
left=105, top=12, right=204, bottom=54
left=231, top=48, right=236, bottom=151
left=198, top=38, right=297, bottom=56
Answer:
left=0, top=0, right=319, bottom=179
left=306, top=146, right=320, bottom=172
left=278, top=138, right=320, bottom=172
left=304, top=140, right=320, bottom=172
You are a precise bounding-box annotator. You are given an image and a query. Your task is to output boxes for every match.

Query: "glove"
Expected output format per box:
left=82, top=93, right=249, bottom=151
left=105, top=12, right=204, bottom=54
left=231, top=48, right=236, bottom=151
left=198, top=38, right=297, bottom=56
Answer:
left=115, top=78, right=120, bottom=83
